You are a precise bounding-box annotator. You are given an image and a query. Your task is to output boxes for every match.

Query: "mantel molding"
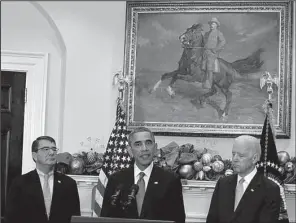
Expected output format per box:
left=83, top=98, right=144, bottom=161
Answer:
left=69, top=175, right=296, bottom=222
left=183, top=179, right=296, bottom=193
left=69, top=175, right=296, bottom=194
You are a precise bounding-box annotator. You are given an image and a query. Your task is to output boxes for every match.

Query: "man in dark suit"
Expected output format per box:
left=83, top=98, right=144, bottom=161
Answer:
left=4, top=136, right=81, bottom=223
left=101, top=127, right=186, bottom=223
left=206, top=135, right=281, bottom=223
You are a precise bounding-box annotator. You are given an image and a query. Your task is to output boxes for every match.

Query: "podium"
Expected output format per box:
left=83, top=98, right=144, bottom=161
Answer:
left=71, top=216, right=175, bottom=223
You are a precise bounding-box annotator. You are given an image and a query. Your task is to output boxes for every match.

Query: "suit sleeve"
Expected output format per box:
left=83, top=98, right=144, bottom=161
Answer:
left=206, top=178, right=221, bottom=223
left=71, top=179, right=81, bottom=217
left=258, top=182, right=281, bottom=223
left=4, top=177, right=22, bottom=223
left=165, top=177, right=186, bottom=223
left=100, top=175, right=117, bottom=217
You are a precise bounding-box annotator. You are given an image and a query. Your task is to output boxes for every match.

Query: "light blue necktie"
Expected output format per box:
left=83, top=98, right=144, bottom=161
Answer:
left=136, top=172, right=145, bottom=216
left=43, top=174, right=52, bottom=218
left=234, top=177, right=245, bottom=210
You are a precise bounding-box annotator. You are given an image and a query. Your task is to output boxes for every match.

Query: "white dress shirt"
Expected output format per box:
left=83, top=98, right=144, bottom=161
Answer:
left=237, top=167, right=257, bottom=193
left=134, top=162, right=154, bottom=191
left=36, top=168, right=54, bottom=199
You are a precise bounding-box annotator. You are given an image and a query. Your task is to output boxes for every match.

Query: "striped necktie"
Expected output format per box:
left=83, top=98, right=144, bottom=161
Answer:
left=234, top=177, right=245, bottom=210
left=136, top=172, right=145, bottom=216
left=43, top=173, right=52, bottom=218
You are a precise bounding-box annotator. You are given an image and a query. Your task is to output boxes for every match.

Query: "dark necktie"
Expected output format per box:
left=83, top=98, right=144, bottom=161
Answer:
left=43, top=174, right=52, bottom=218
left=234, top=177, right=245, bottom=210
left=136, top=172, right=145, bottom=216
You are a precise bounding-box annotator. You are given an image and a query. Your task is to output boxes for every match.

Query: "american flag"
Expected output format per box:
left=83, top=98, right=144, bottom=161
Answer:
left=256, top=101, right=289, bottom=223
left=92, top=98, right=133, bottom=217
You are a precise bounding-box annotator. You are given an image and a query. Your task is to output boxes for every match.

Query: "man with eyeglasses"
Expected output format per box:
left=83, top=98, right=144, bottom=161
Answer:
left=101, top=127, right=186, bottom=223
left=4, top=136, right=81, bottom=223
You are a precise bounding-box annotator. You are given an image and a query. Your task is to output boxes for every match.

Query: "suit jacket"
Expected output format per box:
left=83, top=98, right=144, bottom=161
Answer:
left=4, top=169, right=81, bottom=223
left=206, top=172, right=281, bottom=223
left=101, top=165, right=186, bottom=223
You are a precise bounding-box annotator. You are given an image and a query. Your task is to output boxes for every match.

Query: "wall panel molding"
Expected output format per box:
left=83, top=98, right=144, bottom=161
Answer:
left=1, top=50, right=48, bottom=174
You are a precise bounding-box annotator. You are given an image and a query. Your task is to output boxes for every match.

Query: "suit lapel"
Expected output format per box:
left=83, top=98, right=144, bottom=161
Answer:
left=28, top=170, right=48, bottom=222
left=123, top=167, right=135, bottom=197
left=140, top=166, right=160, bottom=218
left=124, top=168, right=138, bottom=218
left=224, top=175, right=237, bottom=220
left=49, top=172, right=63, bottom=220
left=231, top=172, right=262, bottom=222
left=126, top=167, right=135, bottom=188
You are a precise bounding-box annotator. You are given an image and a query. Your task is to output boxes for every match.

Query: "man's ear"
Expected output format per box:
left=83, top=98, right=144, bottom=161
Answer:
left=32, top=152, right=37, bottom=162
left=152, top=143, right=158, bottom=156
left=253, top=153, right=259, bottom=164
left=127, top=146, right=133, bottom=158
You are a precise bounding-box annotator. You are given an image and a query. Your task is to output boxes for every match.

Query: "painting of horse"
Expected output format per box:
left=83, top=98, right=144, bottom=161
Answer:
left=149, top=23, right=264, bottom=121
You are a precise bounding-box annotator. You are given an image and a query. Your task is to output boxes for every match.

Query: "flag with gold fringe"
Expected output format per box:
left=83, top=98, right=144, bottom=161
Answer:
left=92, top=98, right=133, bottom=217
left=256, top=101, right=289, bottom=223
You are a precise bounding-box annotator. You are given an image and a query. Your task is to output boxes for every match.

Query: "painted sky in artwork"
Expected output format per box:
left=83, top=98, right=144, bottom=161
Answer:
left=135, top=12, right=280, bottom=73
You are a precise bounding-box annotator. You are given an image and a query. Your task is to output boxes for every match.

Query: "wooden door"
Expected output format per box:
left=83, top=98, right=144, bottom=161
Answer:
left=1, top=71, right=26, bottom=222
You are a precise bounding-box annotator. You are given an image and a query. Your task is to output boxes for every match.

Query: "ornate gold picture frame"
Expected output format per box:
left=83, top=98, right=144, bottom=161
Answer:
left=123, top=1, right=293, bottom=138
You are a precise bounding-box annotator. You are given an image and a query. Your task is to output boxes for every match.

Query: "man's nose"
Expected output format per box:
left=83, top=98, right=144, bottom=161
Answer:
left=141, top=144, right=149, bottom=151
left=232, top=154, right=238, bottom=161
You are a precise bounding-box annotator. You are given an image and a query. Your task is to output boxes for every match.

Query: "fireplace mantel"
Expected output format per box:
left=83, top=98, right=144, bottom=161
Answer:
left=69, top=175, right=296, bottom=222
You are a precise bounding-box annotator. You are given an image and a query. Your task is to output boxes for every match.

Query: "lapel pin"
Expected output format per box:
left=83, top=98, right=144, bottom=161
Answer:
left=58, top=180, right=61, bottom=183
left=154, top=181, right=158, bottom=184
left=251, top=189, right=254, bottom=192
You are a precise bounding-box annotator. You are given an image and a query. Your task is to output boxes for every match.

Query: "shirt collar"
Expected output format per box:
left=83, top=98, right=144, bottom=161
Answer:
left=237, top=167, right=257, bottom=184
left=36, top=168, right=54, bottom=177
left=134, top=162, right=154, bottom=180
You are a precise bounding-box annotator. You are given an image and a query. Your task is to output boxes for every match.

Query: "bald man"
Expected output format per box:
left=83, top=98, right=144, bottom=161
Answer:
left=206, top=135, right=281, bottom=223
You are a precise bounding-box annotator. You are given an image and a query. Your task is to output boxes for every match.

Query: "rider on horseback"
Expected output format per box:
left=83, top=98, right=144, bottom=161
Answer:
left=201, top=18, right=226, bottom=89
left=178, top=23, right=203, bottom=75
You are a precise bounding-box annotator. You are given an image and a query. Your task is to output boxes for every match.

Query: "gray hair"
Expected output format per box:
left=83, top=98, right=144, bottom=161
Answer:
left=234, top=135, right=261, bottom=161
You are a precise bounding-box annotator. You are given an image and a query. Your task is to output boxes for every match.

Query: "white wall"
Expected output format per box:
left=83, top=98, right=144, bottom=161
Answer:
left=36, top=1, right=127, bottom=155
left=1, top=2, right=295, bottom=172
left=1, top=1, right=65, bottom=148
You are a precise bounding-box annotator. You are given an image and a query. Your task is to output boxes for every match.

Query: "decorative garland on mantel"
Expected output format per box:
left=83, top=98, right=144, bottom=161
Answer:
left=57, top=142, right=295, bottom=185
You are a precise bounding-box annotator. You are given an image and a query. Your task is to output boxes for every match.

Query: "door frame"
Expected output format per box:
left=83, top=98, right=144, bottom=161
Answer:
left=1, top=50, right=48, bottom=174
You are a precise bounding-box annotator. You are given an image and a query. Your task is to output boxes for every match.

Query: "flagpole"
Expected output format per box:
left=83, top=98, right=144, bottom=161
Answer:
left=93, top=87, right=133, bottom=216
left=259, top=71, right=289, bottom=223
left=263, top=101, right=271, bottom=176
left=260, top=71, right=278, bottom=176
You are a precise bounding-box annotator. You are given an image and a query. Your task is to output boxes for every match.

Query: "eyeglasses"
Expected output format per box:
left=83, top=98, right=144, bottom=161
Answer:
left=37, top=147, right=59, bottom=153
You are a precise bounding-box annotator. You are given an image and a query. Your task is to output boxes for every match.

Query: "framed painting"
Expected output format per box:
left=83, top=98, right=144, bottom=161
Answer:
left=123, top=1, right=293, bottom=138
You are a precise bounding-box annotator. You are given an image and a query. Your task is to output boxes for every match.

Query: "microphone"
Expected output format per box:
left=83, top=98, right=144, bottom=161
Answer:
left=110, top=184, right=124, bottom=206
left=124, top=184, right=139, bottom=208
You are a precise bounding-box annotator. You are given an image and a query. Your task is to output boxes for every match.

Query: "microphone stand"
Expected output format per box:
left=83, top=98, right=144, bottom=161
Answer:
left=122, top=184, right=139, bottom=213
left=109, top=185, right=124, bottom=217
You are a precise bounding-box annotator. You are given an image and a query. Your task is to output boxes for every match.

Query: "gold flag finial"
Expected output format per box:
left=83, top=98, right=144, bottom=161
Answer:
left=260, top=71, right=279, bottom=101
left=113, top=70, right=132, bottom=100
